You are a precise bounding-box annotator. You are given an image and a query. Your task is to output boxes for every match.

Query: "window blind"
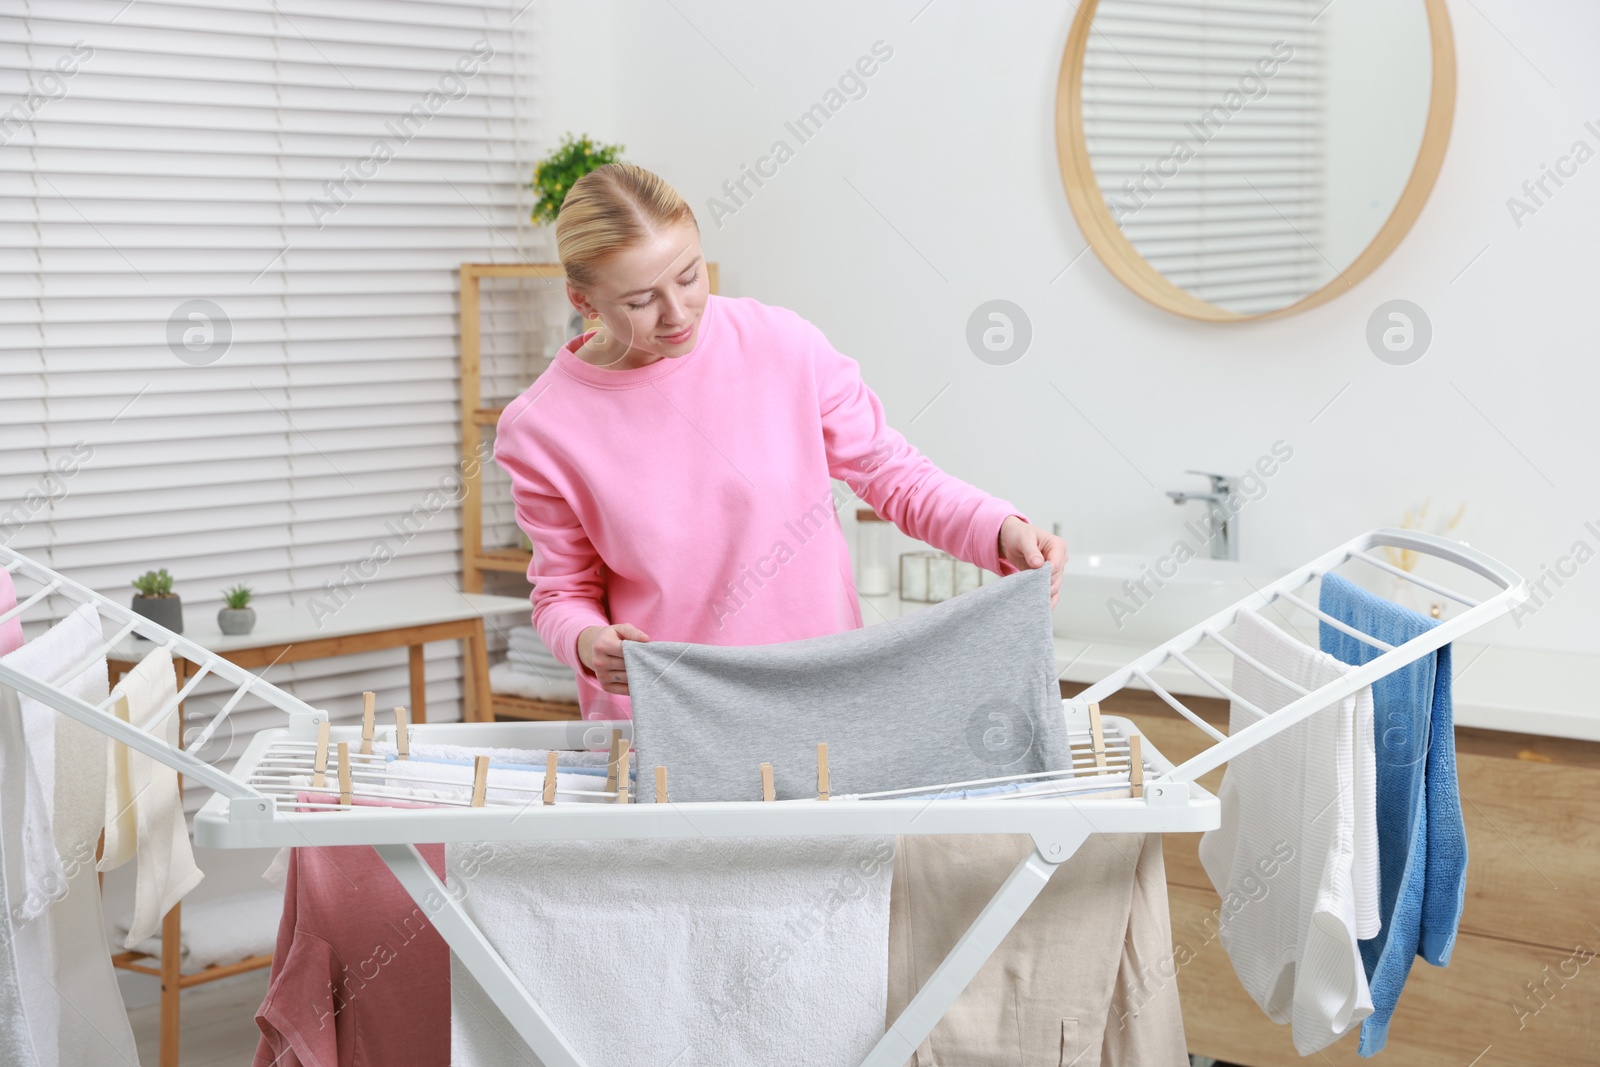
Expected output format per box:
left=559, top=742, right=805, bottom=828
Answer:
left=0, top=0, right=546, bottom=788
left=1082, top=0, right=1328, bottom=314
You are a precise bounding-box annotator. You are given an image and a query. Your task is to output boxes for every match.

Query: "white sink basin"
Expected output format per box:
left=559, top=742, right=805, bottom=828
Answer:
left=1053, top=552, right=1288, bottom=650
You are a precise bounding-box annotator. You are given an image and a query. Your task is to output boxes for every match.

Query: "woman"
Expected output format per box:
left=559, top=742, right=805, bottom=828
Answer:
left=494, top=163, right=1065, bottom=720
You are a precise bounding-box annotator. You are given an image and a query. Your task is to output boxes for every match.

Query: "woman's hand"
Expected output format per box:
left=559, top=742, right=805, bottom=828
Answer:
left=998, top=516, right=1067, bottom=608
left=577, top=623, right=651, bottom=695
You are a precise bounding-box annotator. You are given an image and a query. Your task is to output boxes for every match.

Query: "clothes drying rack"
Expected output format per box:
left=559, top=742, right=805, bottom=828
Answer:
left=0, top=527, right=1524, bottom=1067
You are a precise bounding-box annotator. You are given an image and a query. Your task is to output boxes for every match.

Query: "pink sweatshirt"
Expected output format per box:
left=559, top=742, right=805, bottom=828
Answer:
left=493, top=294, right=1027, bottom=719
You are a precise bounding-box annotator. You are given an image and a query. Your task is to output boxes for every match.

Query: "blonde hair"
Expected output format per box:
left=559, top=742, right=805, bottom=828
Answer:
left=555, top=163, right=698, bottom=289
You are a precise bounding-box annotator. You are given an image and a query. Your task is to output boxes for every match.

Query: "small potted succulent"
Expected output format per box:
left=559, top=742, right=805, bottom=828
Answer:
left=218, top=583, right=256, bottom=635
left=130, top=568, right=182, bottom=633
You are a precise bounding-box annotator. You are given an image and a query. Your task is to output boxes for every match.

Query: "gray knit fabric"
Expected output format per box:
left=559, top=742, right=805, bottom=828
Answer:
left=622, top=565, right=1065, bottom=803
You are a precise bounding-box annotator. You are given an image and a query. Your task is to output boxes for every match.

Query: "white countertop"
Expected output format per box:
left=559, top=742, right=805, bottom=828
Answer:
left=857, top=593, right=1600, bottom=743
left=109, top=582, right=532, bottom=660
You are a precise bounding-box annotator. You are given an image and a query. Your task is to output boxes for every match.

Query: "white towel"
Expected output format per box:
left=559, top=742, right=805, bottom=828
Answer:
left=1199, top=609, right=1377, bottom=1055
left=489, top=661, right=580, bottom=703
left=0, top=683, right=46, bottom=1067
left=371, top=741, right=611, bottom=768
left=506, top=625, right=552, bottom=651
left=2, top=602, right=140, bottom=1067
left=118, top=889, right=282, bottom=973
left=449, top=835, right=895, bottom=1066
left=100, top=645, right=205, bottom=947
left=506, top=649, right=568, bottom=673
left=383, top=757, right=612, bottom=805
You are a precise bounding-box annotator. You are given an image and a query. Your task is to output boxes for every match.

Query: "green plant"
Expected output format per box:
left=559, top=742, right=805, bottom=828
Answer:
left=530, top=133, right=625, bottom=224
left=221, top=583, right=254, bottom=609
left=131, top=568, right=174, bottom=597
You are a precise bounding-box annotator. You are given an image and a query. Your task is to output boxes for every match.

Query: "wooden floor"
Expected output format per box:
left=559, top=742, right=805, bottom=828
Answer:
left=128, top=970, right=271, bottom=1067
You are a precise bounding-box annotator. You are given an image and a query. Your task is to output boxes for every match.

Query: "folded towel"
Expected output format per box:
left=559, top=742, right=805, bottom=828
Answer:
left=1318, top=572, right=1464, bottom=1057
left=505, top=648, right=567, bottom=672
left=3, top=602, right=140, bottom=1067
left=100, top=645, right=204, bottom=947
left=119, top=889, right=282, bottom=973
left=506, top=625, right=552, bottom=651
left=624, top=565, right=1066, bottom=803
left=382, top=757, right=612, bottom=805
left=448, top=835, right=895, bottom=1066
left=1199, top=608, right=1377, bottom=1055
left=488, top=661, right=581, bottom=703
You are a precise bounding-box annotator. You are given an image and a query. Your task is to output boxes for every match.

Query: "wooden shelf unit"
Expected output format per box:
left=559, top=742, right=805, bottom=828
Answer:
left=457, top=261, right=719, bottom=721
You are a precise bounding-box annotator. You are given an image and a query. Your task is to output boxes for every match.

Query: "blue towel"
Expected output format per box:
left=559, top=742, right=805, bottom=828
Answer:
left=1318, top=572, right=1465, bottom=1056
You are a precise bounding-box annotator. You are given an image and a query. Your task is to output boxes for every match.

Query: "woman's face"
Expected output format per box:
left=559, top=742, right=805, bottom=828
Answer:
left=568, top=219, right=709, bottom=368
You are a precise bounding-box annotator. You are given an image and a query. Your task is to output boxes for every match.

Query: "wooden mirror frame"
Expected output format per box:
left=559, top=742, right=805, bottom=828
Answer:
left=1055, top=0, right=1456, bottom=322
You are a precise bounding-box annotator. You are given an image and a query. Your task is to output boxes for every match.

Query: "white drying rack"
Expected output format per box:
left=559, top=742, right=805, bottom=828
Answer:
left=0, top=527, right=1524, bottom=1067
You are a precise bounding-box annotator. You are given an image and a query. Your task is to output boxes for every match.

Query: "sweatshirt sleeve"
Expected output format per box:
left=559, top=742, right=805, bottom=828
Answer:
left=806, top=318, right=1028, bottom=575
left=492, top=435, right=611, bottom=676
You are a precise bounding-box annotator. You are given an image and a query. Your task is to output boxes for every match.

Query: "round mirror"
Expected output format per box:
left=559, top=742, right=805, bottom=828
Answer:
left=1056, top=0, right=1454, bottom=321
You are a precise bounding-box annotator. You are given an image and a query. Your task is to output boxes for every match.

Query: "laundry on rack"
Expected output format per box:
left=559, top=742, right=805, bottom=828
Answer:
left=1318, top=572, right=1465, bottom=1057
left=1199, top=608, right=1378, bottom=1056
left=0, top=566, right=22, bottom=655
left=254, top=841, right=450, bottom=1067
left=0, top=681, right=43, bottom=1066
left=398, top=753, right=613, bottom=778
left=2, top=601, right=141, bottom=1067
left=383, top=756, right=613, bottom=804
left=887, top=832, right=1188, bottom=1067
left=118, top=889, right=282, bottom=973
left=625, top=564, right=1066, bottom=803
left=449, top=834, right=895, bottom=1067
left=372, top=739, right=612, bottom=767
left=99, top=644, right=205, bottom=947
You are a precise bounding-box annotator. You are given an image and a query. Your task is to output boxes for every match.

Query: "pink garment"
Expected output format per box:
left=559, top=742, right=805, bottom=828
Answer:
left=0, top=567, right=23, bottom=656
left=253, top=840, right=449, bottom=1067
left=494, top=294, right=1027, bottom=719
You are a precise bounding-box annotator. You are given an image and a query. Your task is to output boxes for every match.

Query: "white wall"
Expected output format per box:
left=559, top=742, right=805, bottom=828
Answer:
left=556, top=0, right=1600, bottom=658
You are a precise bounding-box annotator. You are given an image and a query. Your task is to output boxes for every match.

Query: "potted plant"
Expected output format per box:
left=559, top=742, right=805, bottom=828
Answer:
left=529, top=133, right=625, bottom=224
left=218, top=583, right=256, bottom=635
left=131, top=568, right=182, bottom=633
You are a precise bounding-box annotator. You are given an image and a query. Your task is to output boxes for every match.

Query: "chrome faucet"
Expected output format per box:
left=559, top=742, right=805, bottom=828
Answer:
left=1166, top=471, right=1239, bottom=560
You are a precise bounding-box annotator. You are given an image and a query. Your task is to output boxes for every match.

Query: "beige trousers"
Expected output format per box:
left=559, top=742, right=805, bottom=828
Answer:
left=886, top=832, right=1188, bottom=1067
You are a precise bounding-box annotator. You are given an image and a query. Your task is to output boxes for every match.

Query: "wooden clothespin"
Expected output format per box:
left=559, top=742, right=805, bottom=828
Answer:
left=394, top=706, right=410, bottom=760
left=361, top=691, right=376, bottom=755
left=542, top=751, right=557, bottom=806
left=470, top=755, right=489, bottom=808
left=615, top=747, right=631, bottom=804
left=312, top=719, right=330, bottom=789
left=655, top=766, right=668, bottom=804
left=337, top=741, right=352, bottom=806
left=604, top=729, right=624, bottom=793
left=1129, top=734, right=1144, bottom=799
left=1089, top=702, right=1108, bottom=769
left=760, top=762, right=775, bottom=803
left=816, top=743, right=830, bottom=802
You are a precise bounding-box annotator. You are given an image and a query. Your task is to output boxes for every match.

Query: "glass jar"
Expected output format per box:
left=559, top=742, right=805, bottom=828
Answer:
left=854, top=509, right=892, bottom=596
